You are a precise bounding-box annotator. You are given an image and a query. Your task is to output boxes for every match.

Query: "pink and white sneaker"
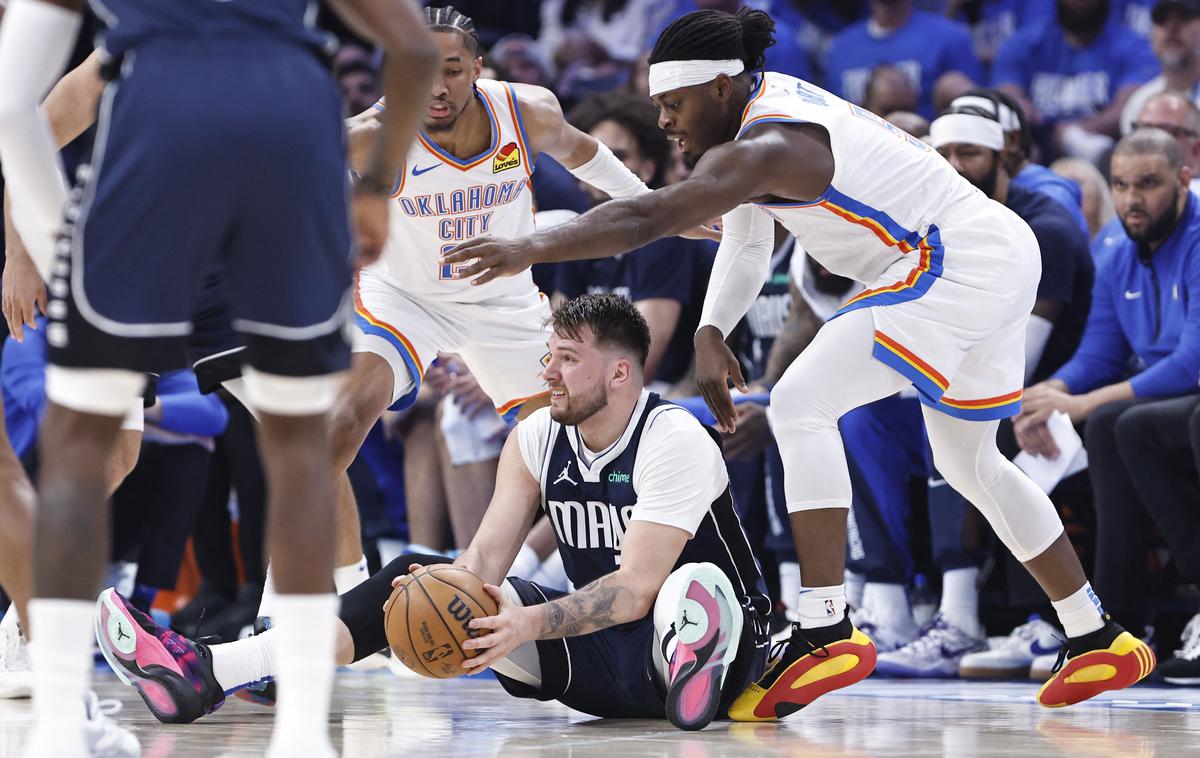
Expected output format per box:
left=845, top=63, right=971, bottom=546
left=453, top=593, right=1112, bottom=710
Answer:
left=663, top=563, right=743, bottom=731
left=95, top=588, right=225, bottom=724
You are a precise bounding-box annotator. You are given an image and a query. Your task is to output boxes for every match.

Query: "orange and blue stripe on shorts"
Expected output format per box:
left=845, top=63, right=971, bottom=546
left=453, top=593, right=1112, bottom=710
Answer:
left=352, top=286, right=423, bottom=411
left=495, top=391, right=550, bottom=424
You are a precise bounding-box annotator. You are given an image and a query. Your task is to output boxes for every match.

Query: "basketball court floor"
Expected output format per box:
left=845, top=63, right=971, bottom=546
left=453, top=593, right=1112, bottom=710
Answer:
left=2, top=667, right=1197, bottom=757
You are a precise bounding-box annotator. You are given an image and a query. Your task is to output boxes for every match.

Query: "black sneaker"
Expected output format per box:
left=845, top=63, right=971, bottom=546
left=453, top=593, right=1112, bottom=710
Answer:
left=1158, top=613, right=1200, bottom=686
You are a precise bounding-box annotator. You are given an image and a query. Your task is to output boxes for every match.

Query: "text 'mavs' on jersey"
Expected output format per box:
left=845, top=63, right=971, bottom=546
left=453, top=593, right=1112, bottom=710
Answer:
left=369, top=79, right=539, bottom=304
left=89, top=0, right=332, bottom=57
left=518, top=391, right=771, bottom=621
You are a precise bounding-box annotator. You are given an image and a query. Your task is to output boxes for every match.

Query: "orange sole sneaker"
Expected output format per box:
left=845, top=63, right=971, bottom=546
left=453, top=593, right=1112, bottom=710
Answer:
left=1036, top=631, right=1155, bottom=708
left=728, top=628, right=877, bottom=722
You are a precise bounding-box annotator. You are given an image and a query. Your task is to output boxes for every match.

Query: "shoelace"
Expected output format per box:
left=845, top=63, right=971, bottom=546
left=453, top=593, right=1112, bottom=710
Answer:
left=1001, top=620, right=1049, bottom=651
left=895, top=617, right=959, bottom=656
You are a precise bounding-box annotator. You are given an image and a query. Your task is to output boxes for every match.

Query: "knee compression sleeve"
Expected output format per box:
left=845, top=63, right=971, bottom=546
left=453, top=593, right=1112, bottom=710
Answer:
left=337, top=552, right=450, bottom=662
left=925, top=415, right=1063, bottom=562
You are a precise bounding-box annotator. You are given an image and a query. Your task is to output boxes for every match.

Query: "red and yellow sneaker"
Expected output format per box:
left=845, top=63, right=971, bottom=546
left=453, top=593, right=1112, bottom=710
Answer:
left=728, top=616, right=876, bottom=722
left=1037, top=621, right=1155, bottom=708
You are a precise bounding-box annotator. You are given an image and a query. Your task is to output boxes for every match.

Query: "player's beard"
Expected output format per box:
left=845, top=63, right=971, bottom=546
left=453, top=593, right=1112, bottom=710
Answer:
left=967, top=158, right=1000, bottom=199
left=1056, top=0, right=1109, bottom=36
left=1121, top=189, right=1184, bottom=246
left=550, top=383, right=609, bottom=425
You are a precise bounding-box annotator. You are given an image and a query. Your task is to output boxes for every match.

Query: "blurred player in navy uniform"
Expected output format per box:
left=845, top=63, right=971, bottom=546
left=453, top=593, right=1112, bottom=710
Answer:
left=0, top=0, right=437, bottom=755
left=94, top=294, right=772, bottom=733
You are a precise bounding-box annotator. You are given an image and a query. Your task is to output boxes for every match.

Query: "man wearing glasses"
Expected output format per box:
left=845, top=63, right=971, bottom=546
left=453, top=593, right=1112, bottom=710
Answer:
left=1121, top=0, right=1200, bottom=136
left=1131, top=91, right=1200, bottom=194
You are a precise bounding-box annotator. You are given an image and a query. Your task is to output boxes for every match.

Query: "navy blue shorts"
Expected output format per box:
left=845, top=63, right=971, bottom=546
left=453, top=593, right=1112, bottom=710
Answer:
left=188, top=265, right=243, bottom=394
left=494, top=577, right=769, bottom=720
left=47, top=38, right=352, bottom=378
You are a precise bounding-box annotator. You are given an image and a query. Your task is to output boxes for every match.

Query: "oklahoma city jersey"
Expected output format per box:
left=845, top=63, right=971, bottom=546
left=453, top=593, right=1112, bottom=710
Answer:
left=738, top=72, right=1042, bottom=419
left=738, top=72, right=982, bottom=287
left=369, top=79, right=537, bottom=303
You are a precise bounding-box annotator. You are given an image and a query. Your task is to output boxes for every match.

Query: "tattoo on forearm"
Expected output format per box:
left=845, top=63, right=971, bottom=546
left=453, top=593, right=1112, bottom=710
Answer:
left=535, top=575, right=630, bottom=639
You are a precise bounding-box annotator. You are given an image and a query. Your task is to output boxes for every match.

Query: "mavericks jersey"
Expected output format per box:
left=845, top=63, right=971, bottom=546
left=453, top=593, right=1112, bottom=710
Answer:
left=90, top=0, right=331, bottom=57
left=739, top=72, right=984, bottom=287
left=368, top=80, right=538, bottom=304
left=518, top=392, right=771, bottom=623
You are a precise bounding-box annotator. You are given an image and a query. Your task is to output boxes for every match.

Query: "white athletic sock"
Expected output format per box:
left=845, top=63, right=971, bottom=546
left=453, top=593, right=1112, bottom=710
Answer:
left=862, top=582, right=915, bottom=633
left=939, top=568, right=982, bottom=636
left=1051, top=582, right=1106, bottom=638
left=258, top=563, right=277, bottom=618
left=844, top=570, right=865, bottom=609
left=210, top=632, right=277, bottom=692
left=797, top=584, right=846, bottom=629
left=778, top=562, right=801, bottom=619
left=333, top=556, right=369, bottom=595
left=28, top=599, right=92, bottom=748
left=268, top=594, right=338, bottom=754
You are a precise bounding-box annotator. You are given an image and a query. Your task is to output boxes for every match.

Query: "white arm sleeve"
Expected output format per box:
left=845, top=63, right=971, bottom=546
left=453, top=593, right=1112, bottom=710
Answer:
left=0, top=0, right=81, bottom=280
left=566, top=141, right=650, bottom=199
left=1024, top=313, right=1055, bottom=384
left=630, top=408, right=728, bottom=536
left=698, top=203, right=776, bottom=337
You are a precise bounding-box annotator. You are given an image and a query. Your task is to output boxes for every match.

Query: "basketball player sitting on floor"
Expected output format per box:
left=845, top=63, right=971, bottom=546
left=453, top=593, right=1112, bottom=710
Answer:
left=94, top=294, right=772, bottom=732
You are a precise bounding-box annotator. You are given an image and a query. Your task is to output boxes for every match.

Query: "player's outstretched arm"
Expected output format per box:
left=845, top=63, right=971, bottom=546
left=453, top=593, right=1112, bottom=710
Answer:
left=451, top=433, right=542, bottom=587
left=442, top=137, right=771, bottom=283
left=460, top=520, right=689, bottom=672
left=442, top=122, right=829, bottom=284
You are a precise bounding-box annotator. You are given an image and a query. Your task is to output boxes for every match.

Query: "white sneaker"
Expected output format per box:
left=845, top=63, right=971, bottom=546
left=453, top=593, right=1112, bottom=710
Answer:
left=849, top=605, right=918, bottom=653
left=1030, top=652, right=1059, bottom=681
left=1158, top=612, right=1200, bottom=685
left=0, top=609, right=32, bottom=699
left=83, top=691, right=141, bottom=757
left=24, top=692, right=140, bottom=758
left=875, top=613, right=987, bottom=678
left=959, top=616, right=1063, bottom=679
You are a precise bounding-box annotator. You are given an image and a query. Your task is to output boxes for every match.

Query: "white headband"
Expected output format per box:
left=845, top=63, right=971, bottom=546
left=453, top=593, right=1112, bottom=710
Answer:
left=949, top=95, right=1020, bottom=132
left=648, top=58, right=744, bottom=97
left=930, top=113, right=1005, bottom=151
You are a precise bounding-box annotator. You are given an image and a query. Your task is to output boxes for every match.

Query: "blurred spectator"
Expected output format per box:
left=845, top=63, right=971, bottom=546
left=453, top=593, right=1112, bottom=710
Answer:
left=993, top=0, right=1160, bottom=163
left=772, top=0, right=866, bottom=81
left=333, top=44, right=380, bottom=116
left=825, top=0, right=983, bottom=119
left=1051, top=157, right=1119, bottom=239
left=556, top=92, right=709, bottom=389
left=1017, top=129, right=1200, bottom=634
left=1130, top=91, right=1200, bottom=191
left=931, top=70, right=976, bottom=114
left=539, top=0, right=679, bottom=66
left=1118, top=0, right=1160, bottom=36
left=951, top=89, right=1091, bottom=233
left=864, top=65, right=920, bottom=116
left=488, top=33, right=555, bottom=87
left=655, top=1, right=813, bottom=80
left=1120, top=0, right=1200, bottom=136
left=953, top=0, right=1055, bottom=64
left=434, top=0, right=543, bottom=50
left=886, top=110, right=930, bottom=138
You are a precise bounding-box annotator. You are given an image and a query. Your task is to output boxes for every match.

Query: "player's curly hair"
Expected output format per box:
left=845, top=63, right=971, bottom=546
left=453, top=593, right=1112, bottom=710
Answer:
left=425, top=5, right=479, bottom=57
left=550, top=294, right=652, bottom=369
left=649, top=7, right=775, bottom=72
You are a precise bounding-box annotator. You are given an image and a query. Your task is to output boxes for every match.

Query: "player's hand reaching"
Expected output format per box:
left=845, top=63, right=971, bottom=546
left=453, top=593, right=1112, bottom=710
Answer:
left=442, top=236, right=533, bottom=286
left=460, top=583, right=534, bottom=674
left=351, top=187, right=390, bottom=267
left=695, top=325, right=748, bottom=434
left=2, top=229, right=47, bottom=343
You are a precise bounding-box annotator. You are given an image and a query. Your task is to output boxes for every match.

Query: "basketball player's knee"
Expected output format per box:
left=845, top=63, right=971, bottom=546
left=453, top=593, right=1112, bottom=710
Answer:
left=928, top=441, right=999, bottom=501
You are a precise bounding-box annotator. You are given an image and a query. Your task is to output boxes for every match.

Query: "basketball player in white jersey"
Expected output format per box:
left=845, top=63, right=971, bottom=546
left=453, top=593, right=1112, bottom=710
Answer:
left=444, top=7, right=1155, bottom=719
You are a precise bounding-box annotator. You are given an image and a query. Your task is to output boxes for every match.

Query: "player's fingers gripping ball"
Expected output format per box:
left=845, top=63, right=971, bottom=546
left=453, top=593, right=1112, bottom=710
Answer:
left=384, top=565, right=499, bottom=678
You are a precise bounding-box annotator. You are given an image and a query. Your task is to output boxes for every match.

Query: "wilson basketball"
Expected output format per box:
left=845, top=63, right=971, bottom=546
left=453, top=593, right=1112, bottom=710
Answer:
left=384, top=564, right=499, bottom=679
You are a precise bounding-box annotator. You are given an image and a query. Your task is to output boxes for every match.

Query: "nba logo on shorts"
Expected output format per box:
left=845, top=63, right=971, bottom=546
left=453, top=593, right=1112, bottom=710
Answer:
left=824, top=599, right=836, bottom=616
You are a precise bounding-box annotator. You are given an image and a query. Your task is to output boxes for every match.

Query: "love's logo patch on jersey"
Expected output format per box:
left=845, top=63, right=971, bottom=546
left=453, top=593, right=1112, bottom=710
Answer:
left=493, top=142, right=522, bottom=173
